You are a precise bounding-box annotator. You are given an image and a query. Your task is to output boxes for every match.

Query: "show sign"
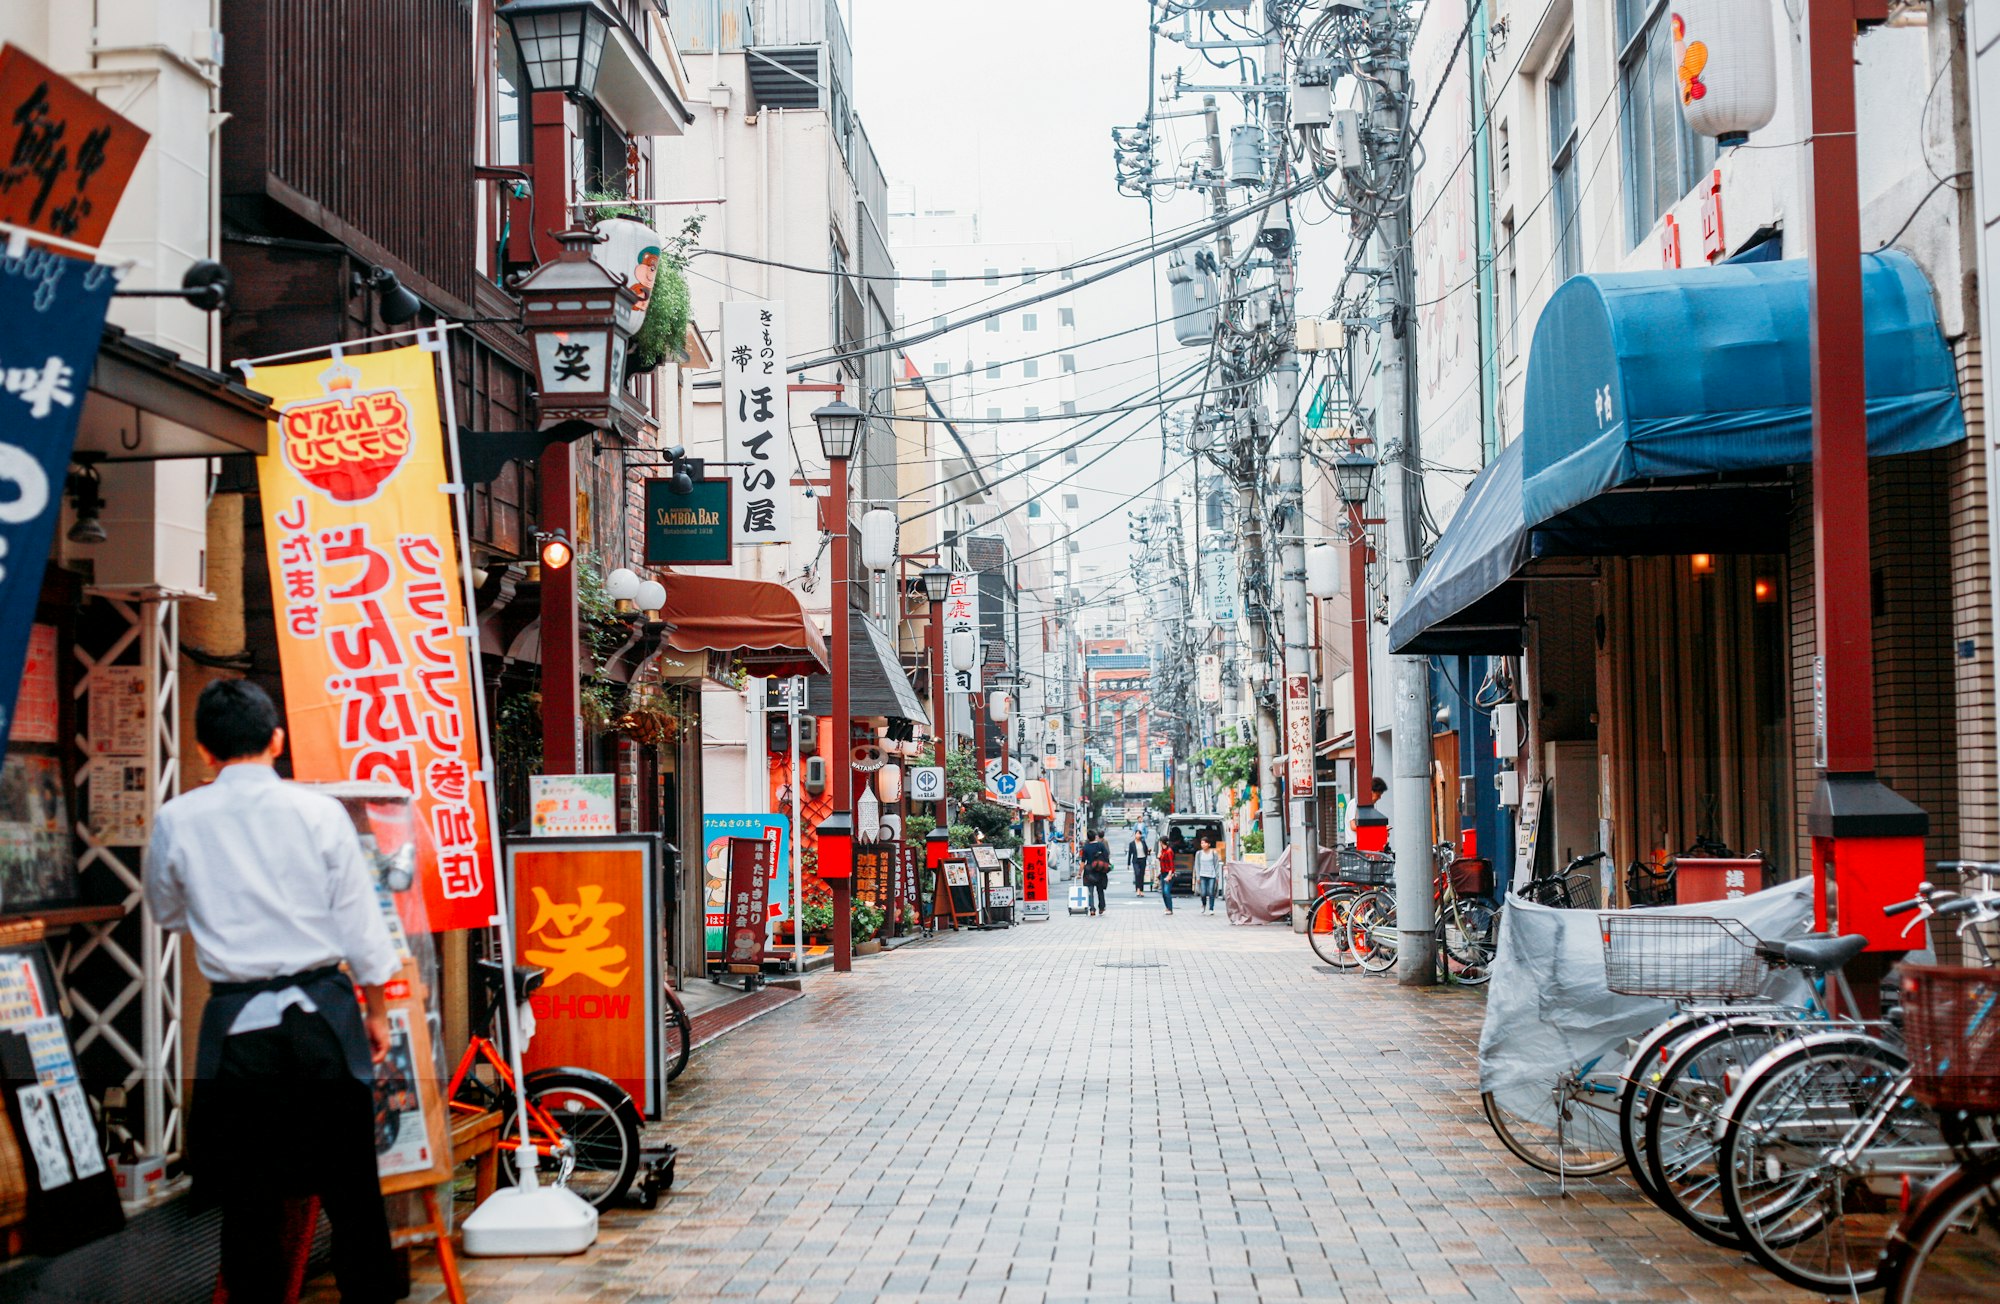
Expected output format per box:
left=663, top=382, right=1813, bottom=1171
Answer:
left=251, top=345, right=498, bottom=931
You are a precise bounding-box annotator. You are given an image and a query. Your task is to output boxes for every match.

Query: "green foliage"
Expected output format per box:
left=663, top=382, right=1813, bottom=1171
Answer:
left=574, top=553, right=625, bottom=725
left=958, top=800, right=1021, bottom=848
left=944, top=746, right=984, bottom=800
left=1086, top=779, right=1122, bottom=823
left=852, top=900, right=885, bottom=942
left=799, top=900, right=834, bottom=933
left=1242, top=826, right=1265, bottom=855
left=1149, top=790, right=1174, bottom=813
left=496, top=690, right=542, bottom=794
left=946, top=823, right=978, bottom=847
left=579, top=188, right=643, bottom=221
left=630, top=215, right=702, bottom=372
left=902, top=813, right=936, bottom=842
left=1199, top=742, right=1258, bottom=791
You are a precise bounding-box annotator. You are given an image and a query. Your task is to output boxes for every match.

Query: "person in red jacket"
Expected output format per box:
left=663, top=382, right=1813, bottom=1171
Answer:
left=1157, top=839, right=1177, bottom=915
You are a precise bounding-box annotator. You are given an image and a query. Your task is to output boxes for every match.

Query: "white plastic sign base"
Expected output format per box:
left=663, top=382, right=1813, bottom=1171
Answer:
left=460, top=1182, right=599, bottom=1256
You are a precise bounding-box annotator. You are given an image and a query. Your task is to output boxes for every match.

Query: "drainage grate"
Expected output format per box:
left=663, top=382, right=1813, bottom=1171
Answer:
left=1097, top=962, right=1164, bottom=969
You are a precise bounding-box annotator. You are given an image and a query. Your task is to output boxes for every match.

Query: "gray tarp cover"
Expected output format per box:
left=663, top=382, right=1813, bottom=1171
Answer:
left=1223, top=853, right=1291, bottom=923
left=1477, top=880, right=1815, bottom=1123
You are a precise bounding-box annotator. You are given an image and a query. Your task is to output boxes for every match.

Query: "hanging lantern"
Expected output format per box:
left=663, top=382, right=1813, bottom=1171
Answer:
left=855, top=788, right=882, bottom=844
left=1672, top=2, right=1777, bottom=147
left=1306, top=544, right=1341, bottom=599
left=860, top=508, right=900, bottom=572
left=876, top=764, right=903, bottom=802
left=948, top=628, right=978, bottom=671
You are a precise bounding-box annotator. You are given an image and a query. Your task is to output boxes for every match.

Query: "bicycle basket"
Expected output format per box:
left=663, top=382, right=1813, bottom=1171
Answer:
left=1334, top=846, right=1396, bottom=886
left=1899, top=965, right=2000, bottom=1113
left=1598, top=914, right=1770, bottom=1000
left=1559, top=868, right=1601, bottom=911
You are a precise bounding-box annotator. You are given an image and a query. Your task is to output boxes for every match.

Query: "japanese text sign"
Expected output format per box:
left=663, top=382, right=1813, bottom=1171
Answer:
left=1021, top=844, right=1050, bottom=921
left=723, top=836, right=772, bottom=973
left=0, top=248, right=114, bottom=745
left=530, top=774, right=615, bottom=836
left=1285, top=673, right=1313, bottom=800
left=0, top=46, right=148, bottom=246
left=642, top=476, right=732, bottom=565
left=943, top=572, right=981, bottom=693
left=253, top=345, right=497, bottom=932
left=510, top=839, right=659, bottom=1117
left=722, top=300, right=792, bottom=545
left=701, top=813, right=788, bottom=960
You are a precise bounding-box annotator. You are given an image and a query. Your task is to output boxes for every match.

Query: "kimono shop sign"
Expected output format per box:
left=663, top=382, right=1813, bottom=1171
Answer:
left=943, top=572, right=982, bottom=693
left=0, top=249, right=116, bottom=747
left=0, top=45, right=149, bottom=246
left=721, top=301, right=792, bottom=546
left=251, top=346, right=498, bottom=932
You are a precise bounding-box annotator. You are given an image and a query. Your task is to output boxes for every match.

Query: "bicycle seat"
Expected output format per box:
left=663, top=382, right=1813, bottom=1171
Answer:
left=476, top=958, right=547, bottom=1002
left=1781, top=932, right=1869, bottom=975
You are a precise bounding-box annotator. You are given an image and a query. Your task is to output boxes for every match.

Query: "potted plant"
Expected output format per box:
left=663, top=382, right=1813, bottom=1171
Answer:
left=852, top=900, right=886, bottom=954
left=799, top=878, right=834, bottom=944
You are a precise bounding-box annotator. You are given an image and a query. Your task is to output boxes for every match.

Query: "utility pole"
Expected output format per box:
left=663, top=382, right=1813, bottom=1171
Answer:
left=1362, top=0, right=1435, bottom=985
left=1266, top=0, right=1316, bottom=927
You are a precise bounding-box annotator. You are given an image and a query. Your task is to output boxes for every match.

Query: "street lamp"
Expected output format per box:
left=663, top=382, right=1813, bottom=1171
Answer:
left=920, top=562, right=952, bottom=814
left=497, top=0, right=612, bottom=97
left=919, top=563, right=952, bottom=604
left=515, top=230, right=640, bottom=433
left=1332, top=449, right=1377, bottom=507
left=813, top=396, right=863, bottom=973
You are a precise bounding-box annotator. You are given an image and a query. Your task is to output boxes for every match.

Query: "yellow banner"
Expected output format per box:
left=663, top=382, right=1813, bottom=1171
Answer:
left=254, top=345, right=495, bottom=932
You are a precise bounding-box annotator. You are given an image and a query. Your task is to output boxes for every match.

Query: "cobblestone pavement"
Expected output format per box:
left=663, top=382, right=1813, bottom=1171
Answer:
left=394, top=891, right=1831, bottom=1303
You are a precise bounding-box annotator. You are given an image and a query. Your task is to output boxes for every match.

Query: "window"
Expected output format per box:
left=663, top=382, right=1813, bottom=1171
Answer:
left=574, top=100, right=628, bottom=197
left=1061, top=400, right=1076, bottom=416
left=1024, top=406, right=1039, bottom=419
left=1063, top=493, right=1080, bottom=510
left=932, top=360, right=950, bottom=377
left=1059, top=306, right=1075, bottom=328
left=987, top=406, right=1003, bottom=421
left=932, top=268, right=947, bottom=285
left=1022, top=312, right=1038, bottom=331
left=1028, top=500, right=1042, bottom=518
left=1022, top=266, right=1037, bottom=281
left=1023, top=359, right=1039, bottom=378
left=1619, top=0, right=1716, bottom=246
left=986, top=361, right=1002, bottom=379
left=932, top=316, right=946, bottom=331
left=1547, top=46, right=1582, bottom=285
left=1065, top=448, right=1079, bottom=465
left=1496, top=121, right=1510, bottom=188
left=1061, top=268, right=1075, bottom=283
left=494, top=24, right=530, bottom=167
left=1500, top=214, right=1519, bottom=357
left=1060, top=353, right=1076, bottom=374
left=984, top=267, right=1000, bottom=285
left=985, top=317, right=1000, bottom=333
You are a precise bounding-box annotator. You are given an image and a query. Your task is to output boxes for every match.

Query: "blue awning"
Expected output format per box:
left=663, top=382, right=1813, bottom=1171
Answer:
left=1390, top=253, right=1965, bottom=656
left=1521, top=250, right=1963, bottom=525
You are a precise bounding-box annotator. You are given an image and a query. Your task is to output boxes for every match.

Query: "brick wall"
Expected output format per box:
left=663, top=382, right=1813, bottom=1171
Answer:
left=1950, top=338, right=1999, bottom=858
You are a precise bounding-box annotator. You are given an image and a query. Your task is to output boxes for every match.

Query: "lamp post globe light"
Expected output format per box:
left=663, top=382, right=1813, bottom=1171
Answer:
left=811, top=395, right=864, bottom=973
left=635, top=579, right=666, bottom=618
left=497, top=0, right=612, bottom=96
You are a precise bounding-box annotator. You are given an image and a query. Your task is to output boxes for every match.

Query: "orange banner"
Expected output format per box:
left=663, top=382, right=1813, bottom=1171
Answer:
left=254, top=345, right=496, bottom=932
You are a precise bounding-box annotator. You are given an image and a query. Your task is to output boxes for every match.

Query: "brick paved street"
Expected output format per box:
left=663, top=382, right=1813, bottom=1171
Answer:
left=404, top=894, right=1822, bottom=1303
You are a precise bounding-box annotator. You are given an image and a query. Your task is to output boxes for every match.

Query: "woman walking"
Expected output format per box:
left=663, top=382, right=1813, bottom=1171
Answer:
left=1195, top=835, right=1223, bottom=915
left=1080, top=828, right=1111, bottom=917
left=1157, top=838, right=1177, bottom=915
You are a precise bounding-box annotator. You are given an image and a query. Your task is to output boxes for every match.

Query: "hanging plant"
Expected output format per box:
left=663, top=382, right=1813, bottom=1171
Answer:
left=630, top=215, right=702, bottom=373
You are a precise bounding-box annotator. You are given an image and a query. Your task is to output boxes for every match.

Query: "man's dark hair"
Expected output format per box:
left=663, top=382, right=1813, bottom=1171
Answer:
left=1088, top=828, right=1102, bottom=840
left=195, top=679, right=282, bottom=762
left=1370, top=776, right=1388, bottom=797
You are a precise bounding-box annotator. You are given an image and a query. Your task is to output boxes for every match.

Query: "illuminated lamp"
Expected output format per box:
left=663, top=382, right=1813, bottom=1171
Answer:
left=538, top=528, right=573, bottom=571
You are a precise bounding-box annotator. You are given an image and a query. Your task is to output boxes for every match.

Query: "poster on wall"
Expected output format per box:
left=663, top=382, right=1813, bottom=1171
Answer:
left=0, top=752, right=76, bottom=911
left=721, top=301, right=792, bottom=545
left=249, top=344, right=497, bottom=932
left=530, top=774, right=616, bottom=836
left=700, top=813, right=789, bottom=959
left=1284, top=674, right=1313, bottom=800
left=8, top=625, right=59, bottom=746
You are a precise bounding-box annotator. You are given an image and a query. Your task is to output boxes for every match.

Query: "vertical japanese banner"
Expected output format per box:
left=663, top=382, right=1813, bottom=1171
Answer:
left=722, top=836, right=772, bottom=973
left=252, top=346, right=497, bottom=931
left=1285, top=673, right=1313, bottom=800
left=0, top=250, right=116, bottom=742
left=943, top=572, right=981, bottom=694
left=700, top=813, right=787, bottom=961
left=721, top=301, right=792, bottom=545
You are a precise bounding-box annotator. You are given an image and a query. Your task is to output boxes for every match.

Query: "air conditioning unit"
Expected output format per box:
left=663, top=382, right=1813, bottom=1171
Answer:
left=73, top=460, right=209, bottom=595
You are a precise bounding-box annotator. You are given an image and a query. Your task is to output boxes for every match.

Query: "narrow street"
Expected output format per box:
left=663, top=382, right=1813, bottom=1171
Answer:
left=419, top=903, right=1800, bottom=1304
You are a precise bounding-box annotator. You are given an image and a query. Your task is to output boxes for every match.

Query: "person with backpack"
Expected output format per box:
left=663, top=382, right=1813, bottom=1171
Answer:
left=1080, top=828, right=1112, bottom=917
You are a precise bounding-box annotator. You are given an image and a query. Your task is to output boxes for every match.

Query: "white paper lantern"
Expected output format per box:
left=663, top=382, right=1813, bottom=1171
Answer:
left=1306, top=544, right=1341, bottom=599
left=1672, top=1, right=1777, bottom=146
left=988, top=691, right=1012, bottom=723
left=876, top=764, right=903, bottom=802
left=856, top=788, right=881, bottom=843
left=860, top=508, right=900, bottom=572
left=948, top=629, right=978, bottom=671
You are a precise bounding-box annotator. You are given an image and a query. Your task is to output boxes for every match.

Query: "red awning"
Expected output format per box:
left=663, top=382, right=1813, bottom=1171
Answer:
left=658, top=574, right=828, bottom=679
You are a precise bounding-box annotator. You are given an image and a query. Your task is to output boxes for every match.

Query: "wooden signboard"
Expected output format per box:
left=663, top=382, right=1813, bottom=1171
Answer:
left=853, top=847, right=891, bottom=907
left=506, top=835, right=662, bottom=1118
left=931, top=856, right=977, bottom=929
left=0, top=46, right=149, bottom=246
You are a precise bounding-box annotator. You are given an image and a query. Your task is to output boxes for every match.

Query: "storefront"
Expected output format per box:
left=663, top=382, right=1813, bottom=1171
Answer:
left=1394, top=251, right=1972, bottom=895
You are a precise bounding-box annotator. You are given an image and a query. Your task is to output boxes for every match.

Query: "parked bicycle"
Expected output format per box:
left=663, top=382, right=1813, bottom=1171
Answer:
left=1340, top=843, right=1497, bottom=984
left=1304, top=846, right=1396, bottom=969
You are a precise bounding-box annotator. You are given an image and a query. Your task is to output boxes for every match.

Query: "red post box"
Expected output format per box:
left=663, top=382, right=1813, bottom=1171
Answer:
left=816, top=811, right=854, bottom=879
left=1809, top=775, right=1927, bottom=952
left=1354, top=806, right=1390, bottom=854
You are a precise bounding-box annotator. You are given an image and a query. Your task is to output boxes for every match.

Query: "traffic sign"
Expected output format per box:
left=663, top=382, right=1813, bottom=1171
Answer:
left=993, top=771, right=1020, bottom=798
left=910, top=766, right=946, bottom=802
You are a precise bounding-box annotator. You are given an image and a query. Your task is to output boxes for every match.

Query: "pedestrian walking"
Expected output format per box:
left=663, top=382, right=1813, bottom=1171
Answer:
left=145, top=680, right=401, bottom=1303
left=1081, top=828, right=1112, bottom=916
left=1127, top=830, right=1148, bottom=896
left=1158, top=838, right=1177, bottom=914
left=1196, top=835, right=1223, bottom=915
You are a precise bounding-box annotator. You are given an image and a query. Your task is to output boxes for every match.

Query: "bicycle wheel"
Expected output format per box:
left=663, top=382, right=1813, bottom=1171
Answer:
left=1717, top=1034, right=1932, bottom=1293
left=1307, top=888, right=1360, bottom=969
left=1642, top=1019, right=1790, bottom=1246
left=662, top=981, right=692, bottom=1083
left=1440, top=895, right=1496, bottom=984
left=1347, top=889, right=1398, bottom=974
left=1617, top=1012, right=1721, bottom=1207
left=500, top=1068, right=644, bottom=1209
left=1482, top=1075, right=1626, bottom=1177
left=1879, top=1158, right=2000, bottom=1303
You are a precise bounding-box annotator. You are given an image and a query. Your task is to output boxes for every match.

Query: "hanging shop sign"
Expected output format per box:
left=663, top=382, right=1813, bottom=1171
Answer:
left=0, top=46, right=149, bottom=246
left=529, top=773, right=616, bottom=836
left=642, top=476, right=731, bottom=565
left=1198, top=655, right=1221, bottom=703
left=721, top=835, right=773, bottom=974
left=0, top=251, right=115, bottom=747
left=508, top=835, right=663, bottom=1118
left=1020, top=843, right=1050, bottom=921
left=700, top=813, right=788, bottom=961
left=1284, top=673, right=1313, bottom=800
left=721, top=300, right=792, bottom=545
left=251, top=345, right=498, bottom=932
left=908, top=765, right=945, bottom=803
left=943, top=572, right=982, bottom=693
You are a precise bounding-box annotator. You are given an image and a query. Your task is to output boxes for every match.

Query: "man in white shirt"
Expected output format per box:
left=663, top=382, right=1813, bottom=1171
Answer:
left=146, top=679, right=400, bottom=1302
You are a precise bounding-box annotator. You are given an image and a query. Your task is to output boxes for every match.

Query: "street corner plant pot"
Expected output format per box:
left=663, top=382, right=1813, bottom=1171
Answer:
left=855, top=939, right=884, bottom=956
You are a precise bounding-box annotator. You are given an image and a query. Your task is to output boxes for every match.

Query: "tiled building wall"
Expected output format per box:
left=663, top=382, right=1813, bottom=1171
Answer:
left=1950, top=339, right=1999, bottom=858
